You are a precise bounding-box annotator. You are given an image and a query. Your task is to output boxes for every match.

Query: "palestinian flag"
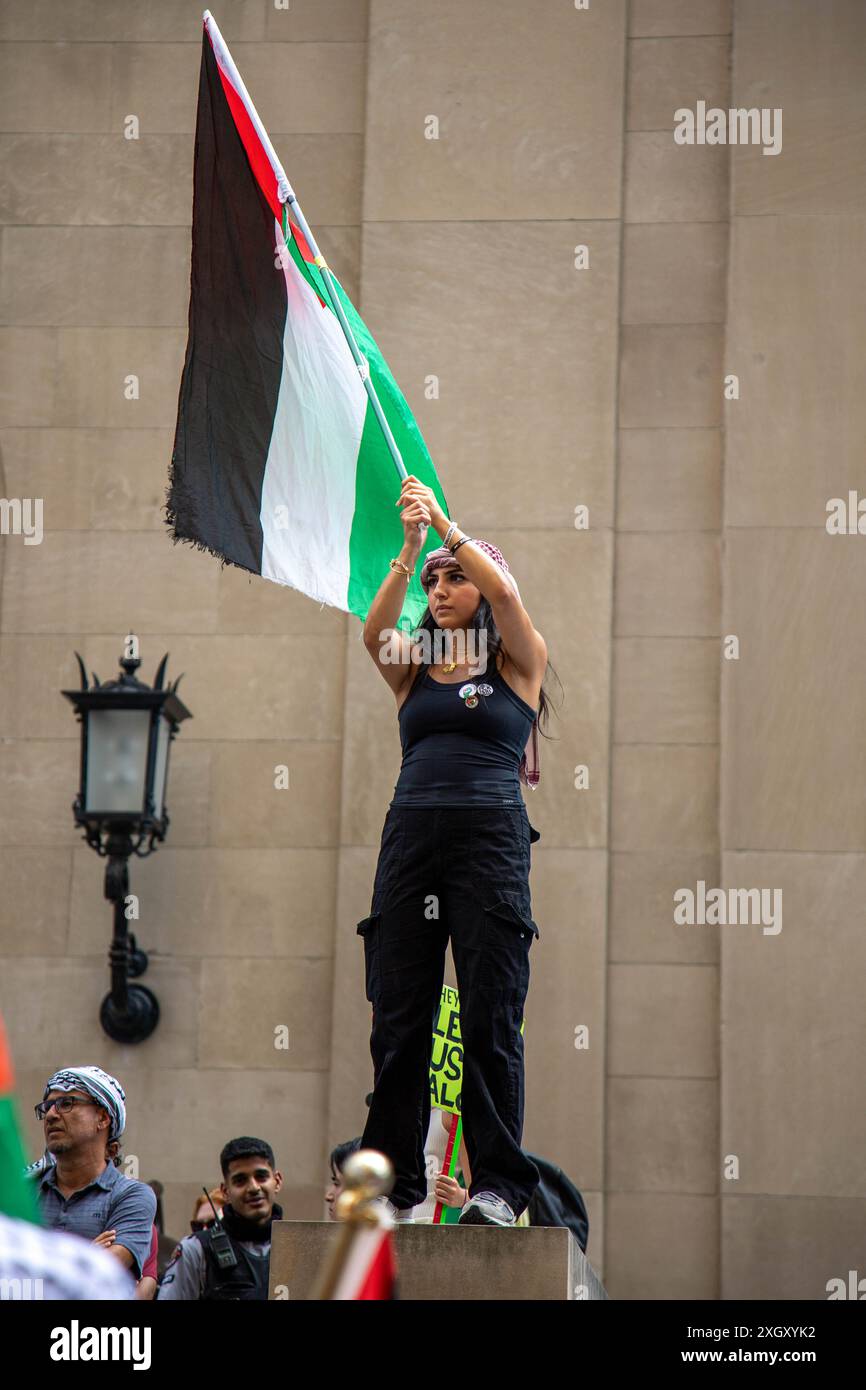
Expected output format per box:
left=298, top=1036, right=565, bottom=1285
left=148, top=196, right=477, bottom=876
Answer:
left=166, top=12, right=448, bottom=632
left=0, top=1012, right=41, bottom=1224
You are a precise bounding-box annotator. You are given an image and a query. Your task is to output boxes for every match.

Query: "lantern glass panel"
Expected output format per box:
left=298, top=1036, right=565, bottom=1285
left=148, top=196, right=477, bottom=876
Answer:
left=151, top=713, right=172, bottom=820
left=85, top=708, right=151, bottom=815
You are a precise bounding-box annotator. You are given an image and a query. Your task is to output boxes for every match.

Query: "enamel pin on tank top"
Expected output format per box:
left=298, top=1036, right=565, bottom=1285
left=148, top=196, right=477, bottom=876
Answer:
left=458, top=681, right=494, bottom=710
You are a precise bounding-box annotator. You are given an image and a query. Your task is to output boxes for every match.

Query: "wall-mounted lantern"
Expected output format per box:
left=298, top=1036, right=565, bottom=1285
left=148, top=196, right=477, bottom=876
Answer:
left=62, top=642, right=192, bottom=1043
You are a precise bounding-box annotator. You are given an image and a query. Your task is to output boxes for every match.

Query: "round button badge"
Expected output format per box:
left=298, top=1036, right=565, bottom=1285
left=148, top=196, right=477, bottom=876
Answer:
left=465, top=695, right=479, bottom=708
left=458, top=683, right=477, bottom=699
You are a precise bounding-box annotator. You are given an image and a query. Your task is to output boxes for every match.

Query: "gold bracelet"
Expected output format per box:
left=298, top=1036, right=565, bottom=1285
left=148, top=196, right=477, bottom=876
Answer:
left=389, top=557, right=414, bottom=577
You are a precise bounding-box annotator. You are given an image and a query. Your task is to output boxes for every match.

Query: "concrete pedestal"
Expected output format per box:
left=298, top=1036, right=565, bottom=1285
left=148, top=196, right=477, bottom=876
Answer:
left=268, top=1221, right=608, bottom=1300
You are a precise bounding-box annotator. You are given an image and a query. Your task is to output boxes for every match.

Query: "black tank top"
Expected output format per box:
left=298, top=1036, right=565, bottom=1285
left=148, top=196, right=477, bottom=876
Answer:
left=390, top=658, right=538, bottom=806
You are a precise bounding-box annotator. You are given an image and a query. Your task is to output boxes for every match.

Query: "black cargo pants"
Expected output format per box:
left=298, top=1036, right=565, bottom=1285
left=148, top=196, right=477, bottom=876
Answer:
left=356, top=802, right=541, bottom=1216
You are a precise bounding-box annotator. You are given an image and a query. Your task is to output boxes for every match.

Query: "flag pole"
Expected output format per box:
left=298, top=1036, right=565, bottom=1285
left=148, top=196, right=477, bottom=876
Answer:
left=432, top=1111, right=463, bottom=1224
left=279, top=199, right=409, bottom=485
left=202, top=9, right=408, bottom=484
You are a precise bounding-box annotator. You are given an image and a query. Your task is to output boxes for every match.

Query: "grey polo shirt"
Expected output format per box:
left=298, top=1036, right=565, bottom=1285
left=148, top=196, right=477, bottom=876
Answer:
left=37, top=1160, right=156, bottom=1279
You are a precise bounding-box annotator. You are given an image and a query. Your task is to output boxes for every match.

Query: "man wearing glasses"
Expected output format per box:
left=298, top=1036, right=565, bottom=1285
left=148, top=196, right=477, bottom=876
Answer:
left=31, top=1065, right=156, bottom=1281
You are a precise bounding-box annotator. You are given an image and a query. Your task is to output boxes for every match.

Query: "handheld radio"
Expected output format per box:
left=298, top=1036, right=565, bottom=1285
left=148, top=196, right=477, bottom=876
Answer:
left=201, top=1184, right=238, bottom=1270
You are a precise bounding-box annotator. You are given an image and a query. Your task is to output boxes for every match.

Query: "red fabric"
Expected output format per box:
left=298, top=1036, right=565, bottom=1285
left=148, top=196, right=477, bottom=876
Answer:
left=356, top=1230, right=396, bottom=1300
left=208, top=35, right=281, bottom=221
left=141, top=1225, right=158, bottom=1281
left=288, top=217, right=316, bottom=265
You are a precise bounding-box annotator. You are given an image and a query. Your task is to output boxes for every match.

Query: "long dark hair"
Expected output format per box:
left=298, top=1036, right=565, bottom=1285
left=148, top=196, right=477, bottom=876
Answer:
left=405, top=596, right=563, bottom=744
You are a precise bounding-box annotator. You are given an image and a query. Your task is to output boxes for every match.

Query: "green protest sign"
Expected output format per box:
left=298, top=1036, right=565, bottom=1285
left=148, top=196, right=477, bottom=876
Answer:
left=430, top=986, right=462, bottom=1114
left=428, top=987, right=526, bottom=1223
left=429, top=986, right=525, bottom=1114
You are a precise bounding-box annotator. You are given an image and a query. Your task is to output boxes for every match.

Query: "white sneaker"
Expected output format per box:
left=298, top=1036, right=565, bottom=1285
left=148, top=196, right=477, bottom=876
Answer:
left=458, top=1191, right=516, bottom=1226
left=372, top=1195, right=414, bottom=1222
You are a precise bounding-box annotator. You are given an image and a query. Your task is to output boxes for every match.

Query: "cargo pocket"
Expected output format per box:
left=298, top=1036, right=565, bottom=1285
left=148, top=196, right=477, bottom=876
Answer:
left=356, top=912, right=382, bottom=1004
left=480, top=891, right=539, bottom=1000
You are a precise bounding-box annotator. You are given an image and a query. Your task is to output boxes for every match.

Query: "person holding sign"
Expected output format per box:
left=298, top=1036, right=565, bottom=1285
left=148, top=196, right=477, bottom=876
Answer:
left=418, top=1108, right=470, bottom=1223
left=357, top=477, right=560, bottom=1225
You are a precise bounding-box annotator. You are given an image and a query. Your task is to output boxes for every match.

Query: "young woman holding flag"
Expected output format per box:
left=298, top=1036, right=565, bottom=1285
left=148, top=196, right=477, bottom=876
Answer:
left=357, top=475, right=560, bottom=1225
